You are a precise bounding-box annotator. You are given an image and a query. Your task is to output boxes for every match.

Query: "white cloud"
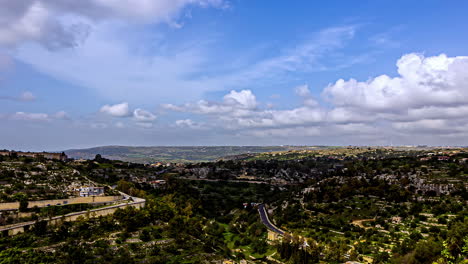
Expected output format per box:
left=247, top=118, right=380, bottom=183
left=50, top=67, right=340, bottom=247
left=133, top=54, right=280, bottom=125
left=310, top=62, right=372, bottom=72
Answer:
left=0, top=1, right=90, bottom=50
left=392, top=119, right=458, bottom=134
left=133, top=108, right=156, bottom=122
left=223, top=90, right=257, bottom=109
left=100, top=102, right=130, bottom=117
left=163, top=89, right=257, bottom=116
left=245, top=126, right=320, bottom=138
left=165, top=89, right=324, bottom=129
left=294, top=84, right=318, bottom=107
left=163, top=53, right=468, bottom=143
left=326, top=107, right=375, bottom=124
left=11, top=112, right=49, bottom=121
left=294, top=84, right=311, bottom=97
left=16, top=23, right=214, bottom=103
left=0, top=0, right=225, bottom=49
left=175, top=119, right=204, bottom=129
left=323, top=53, right=468, bottom=112
left=176, top=119, right=195, bottom=127
left=2, top=110, right=70, bottom=122
left=258, top=107, right=324, bottom=127
left=15, top=25, right=361, bottom=105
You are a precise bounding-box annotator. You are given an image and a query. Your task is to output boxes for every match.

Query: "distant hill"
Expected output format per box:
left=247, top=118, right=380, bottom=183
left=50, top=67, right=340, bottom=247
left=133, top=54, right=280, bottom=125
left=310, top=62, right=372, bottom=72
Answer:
left=64, top=146, right=321, bottom=163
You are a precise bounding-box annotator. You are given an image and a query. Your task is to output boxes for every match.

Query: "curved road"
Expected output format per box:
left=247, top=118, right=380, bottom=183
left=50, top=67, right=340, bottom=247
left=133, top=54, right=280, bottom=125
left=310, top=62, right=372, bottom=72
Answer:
left=258, top=204, right=285, bottom=235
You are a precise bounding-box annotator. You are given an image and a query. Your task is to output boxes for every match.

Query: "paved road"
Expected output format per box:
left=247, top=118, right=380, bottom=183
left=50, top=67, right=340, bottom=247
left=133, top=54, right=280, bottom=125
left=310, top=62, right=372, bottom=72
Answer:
left=258, top=204, right=285, bottom=235
left=0, top=198, right=145, bottom=233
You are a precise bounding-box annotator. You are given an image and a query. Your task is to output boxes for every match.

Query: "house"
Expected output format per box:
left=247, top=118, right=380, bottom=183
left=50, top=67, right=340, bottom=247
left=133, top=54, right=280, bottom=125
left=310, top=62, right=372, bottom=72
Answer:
left=76, top=186, right=105, bottom=197
left=149, top=180, right=166, bottom=188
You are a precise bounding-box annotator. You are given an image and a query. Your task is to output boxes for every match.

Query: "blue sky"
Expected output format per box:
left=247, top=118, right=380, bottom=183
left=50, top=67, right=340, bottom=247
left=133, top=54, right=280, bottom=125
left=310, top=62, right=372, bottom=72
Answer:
left=1, top=0, right=468, bottom=150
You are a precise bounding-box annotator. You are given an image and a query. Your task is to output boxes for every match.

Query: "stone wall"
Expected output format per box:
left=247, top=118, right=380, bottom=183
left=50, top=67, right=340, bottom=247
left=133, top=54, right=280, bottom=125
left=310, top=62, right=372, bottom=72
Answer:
left=0, top=199, right=145, bottom=236
left=0, top=151, right=67, bottom=161
left=0, top=196, right=123, bottom=211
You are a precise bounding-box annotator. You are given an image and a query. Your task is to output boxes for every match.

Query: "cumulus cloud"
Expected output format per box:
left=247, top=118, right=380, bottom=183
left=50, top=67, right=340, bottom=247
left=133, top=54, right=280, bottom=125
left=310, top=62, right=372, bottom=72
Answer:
left=163, top=89, right=258, bottom=116
left=323, top=53, right=468, bottom=112
left=163, top=54, right=468, bottom=143
left=100, top=102, right=130, bottom=117
left=223, top=90, right=257, bottom=109
left=0, top=0, right=225, bottom=49
left=133, top=108, right=157, bottom=122
left=164, top=89, right=324, bottom=130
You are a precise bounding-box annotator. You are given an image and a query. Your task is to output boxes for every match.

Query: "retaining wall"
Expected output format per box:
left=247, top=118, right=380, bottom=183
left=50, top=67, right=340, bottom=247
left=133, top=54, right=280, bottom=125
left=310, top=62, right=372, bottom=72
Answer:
left=0, top=196, right=122, bottom=211
left=0, top=198, right=145, bottom=236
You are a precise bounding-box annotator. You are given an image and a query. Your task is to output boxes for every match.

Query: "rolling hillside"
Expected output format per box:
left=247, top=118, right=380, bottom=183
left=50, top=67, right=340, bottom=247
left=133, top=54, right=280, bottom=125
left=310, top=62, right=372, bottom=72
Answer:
left=64, top=145, right=320, bottom=163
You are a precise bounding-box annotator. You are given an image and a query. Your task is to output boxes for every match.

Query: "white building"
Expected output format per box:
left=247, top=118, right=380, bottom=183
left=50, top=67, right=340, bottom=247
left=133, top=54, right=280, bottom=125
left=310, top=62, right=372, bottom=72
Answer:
left=76, top=186, right=105, bottom=197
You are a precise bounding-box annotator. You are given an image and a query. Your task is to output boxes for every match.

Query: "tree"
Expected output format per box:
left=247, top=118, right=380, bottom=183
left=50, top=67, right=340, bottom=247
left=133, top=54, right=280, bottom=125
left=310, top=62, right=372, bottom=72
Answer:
left=139, top=228, right=151, bottom=242
left=413, top=240, right=442, bottom=264
left=94, top=154, right=103, bottom=162
left=251, top=238, right=268, bottom=254
left=373, top=251, right=389, bottom=264
left=33, top=220, right=48, bottom=236
left=19, top=199, right=29, bottom=212
left=12, top=192, right=29, bottom=212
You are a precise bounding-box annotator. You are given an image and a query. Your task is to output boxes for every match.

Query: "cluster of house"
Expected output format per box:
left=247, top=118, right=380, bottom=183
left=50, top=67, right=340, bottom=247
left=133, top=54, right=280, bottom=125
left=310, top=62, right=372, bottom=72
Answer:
left=242, top=202, right=260, bottom=208
left=74, top=186, right=105, bottom=197
left=375, top=173, right=460, bottom=195
left=420, top=156, right=450, bottom=161
left=0, top=150, right=68, bottom=161
left=149, top=162, right=173, bottom=167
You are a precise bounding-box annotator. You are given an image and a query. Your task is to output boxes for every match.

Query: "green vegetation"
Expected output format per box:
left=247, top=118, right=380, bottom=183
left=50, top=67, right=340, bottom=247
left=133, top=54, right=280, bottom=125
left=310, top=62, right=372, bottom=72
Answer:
left=65, top=145, right=322, bottom=163
left=0, top=148, right=466, bottom=263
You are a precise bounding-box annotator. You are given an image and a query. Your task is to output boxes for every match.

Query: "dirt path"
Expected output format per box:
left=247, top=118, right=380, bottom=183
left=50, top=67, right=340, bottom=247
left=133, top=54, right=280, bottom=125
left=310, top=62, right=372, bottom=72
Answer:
left=351, top=219, right=375, bottom=229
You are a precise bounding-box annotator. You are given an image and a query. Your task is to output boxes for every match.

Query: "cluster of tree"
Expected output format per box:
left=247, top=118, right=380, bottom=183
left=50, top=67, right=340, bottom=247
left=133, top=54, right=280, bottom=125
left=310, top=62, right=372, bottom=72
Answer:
left=277, top=234, right=320, bottom=264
